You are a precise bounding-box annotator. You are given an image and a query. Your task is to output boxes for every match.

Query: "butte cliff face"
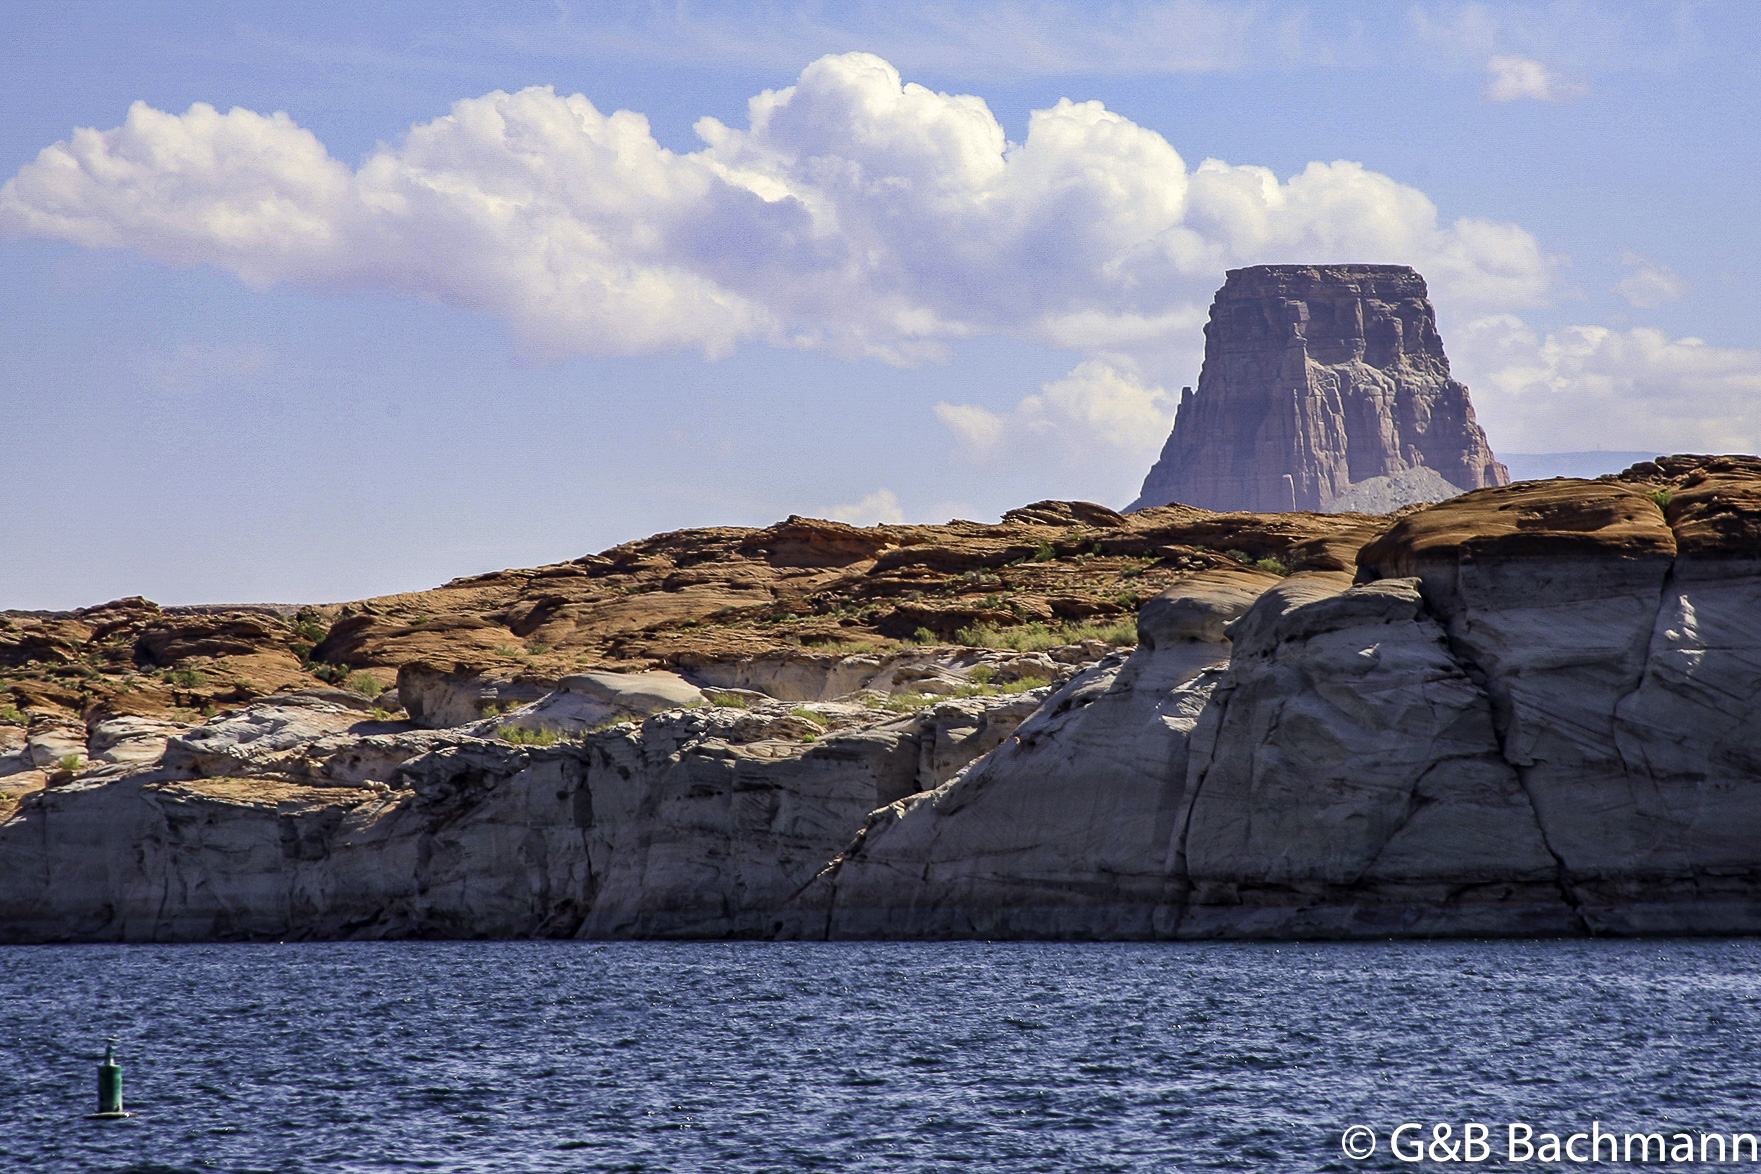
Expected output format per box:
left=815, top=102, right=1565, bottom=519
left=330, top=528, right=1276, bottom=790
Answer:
left=1129, top=264, right=1509, bottom=513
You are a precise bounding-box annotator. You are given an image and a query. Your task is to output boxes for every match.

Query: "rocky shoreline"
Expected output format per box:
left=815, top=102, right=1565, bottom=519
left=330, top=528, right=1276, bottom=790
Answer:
left=4, top=455, right=1759, bottom=941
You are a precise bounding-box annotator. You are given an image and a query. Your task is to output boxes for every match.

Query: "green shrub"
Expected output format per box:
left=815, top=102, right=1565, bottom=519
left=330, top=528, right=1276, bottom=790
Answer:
left=705, top=690, right=749, bottom=708
left=498, top=724, right=559, bottom=747
left=877, top=692, right=937, bottom=713
left=1225, top=549, right=1253, bottom=564
left=902, top=627, right=938, bottom=645
left=1653, top=489, right=1675, bottom=510
left=479, top=699, right=513, bottom=717
left=0, top=704, right=23, bottom=725
left=788, top=707, right=827, bottom=728
left=291, top=617, right=328, bottom=644
left=1031, top=541, right=1057, bottom=562
left=1254, top=557, right=1291, bottom=576
left=343, top=671, right=383, bottom=697
left=57, top=753, right=83, bottom=772
left=163, top=667, right=208, bottom=689
left=968, top=665, right=996, bottom=684
left=525, top=640, right=553, bottom=655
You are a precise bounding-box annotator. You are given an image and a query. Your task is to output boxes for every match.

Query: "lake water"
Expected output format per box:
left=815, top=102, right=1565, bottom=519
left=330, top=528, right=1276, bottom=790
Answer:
left=3, top=939, right=1761, bottom=1172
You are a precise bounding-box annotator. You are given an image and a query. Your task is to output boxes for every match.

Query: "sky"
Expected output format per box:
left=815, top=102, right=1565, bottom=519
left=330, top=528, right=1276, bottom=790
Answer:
left=2, top=0, right=1757, bottom=609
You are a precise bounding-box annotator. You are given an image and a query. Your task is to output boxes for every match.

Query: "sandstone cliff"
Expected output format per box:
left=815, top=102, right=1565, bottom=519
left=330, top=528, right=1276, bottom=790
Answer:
left=1129, top=264, right=1509, bottom=513
left=6, top=456, right=1761, bottom=942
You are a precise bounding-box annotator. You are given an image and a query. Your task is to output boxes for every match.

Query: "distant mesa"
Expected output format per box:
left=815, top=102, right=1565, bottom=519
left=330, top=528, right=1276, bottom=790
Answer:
left=1128, top=264, right=1509, bottom=513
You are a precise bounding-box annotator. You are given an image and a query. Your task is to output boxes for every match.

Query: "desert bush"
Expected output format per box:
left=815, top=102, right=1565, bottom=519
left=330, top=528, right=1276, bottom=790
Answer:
left=498, top=724, right=559, bottom=747
left=344, top=671, right=383, bottom=697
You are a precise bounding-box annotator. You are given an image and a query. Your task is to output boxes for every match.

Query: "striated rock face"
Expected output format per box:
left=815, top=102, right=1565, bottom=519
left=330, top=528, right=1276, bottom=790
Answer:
left=1129, top=264, right=1508, bottom=513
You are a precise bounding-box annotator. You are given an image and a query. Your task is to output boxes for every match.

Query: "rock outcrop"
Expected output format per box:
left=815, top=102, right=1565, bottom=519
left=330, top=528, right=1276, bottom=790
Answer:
left=6, top=457, right=1761, bottom=942
left=1129, top=264, right=1508, bottom=513
left=788, top=455, right=1761, bottom=938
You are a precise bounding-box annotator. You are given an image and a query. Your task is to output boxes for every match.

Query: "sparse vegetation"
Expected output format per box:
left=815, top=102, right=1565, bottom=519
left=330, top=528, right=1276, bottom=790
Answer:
left=1031, top=541, right=1057, bottom=563
left=163, top=667, right=208, bottom=689
left=876, top=691, right=938, bottom=713
left=903, top=627, right=938, bottom=645
left=950, top=671, right=1054, bottom=699
left=1653, top=489, right=1675, bottom=510
left=525, top=640, right=553, bottom=656
left=953, top=619, right=1137, bottom=651
left=968, top=665, right=996, bottom=684
left=1225, top=549, right=1254, bottom=564
left=801, top=637, right=883, bottom=656
left=498, top=724, right=559, bottom=747
left=788, top=707, right=827, bottom=728
left=309, top=662, right=350, bottom=685
left=1254, top=556, right=1291, bottom=576
left=0, top=704, right=23, bottom=725
left=57, top=753, right=83, bottom=773
left=705, top=690, right=749, bottom=708
left=479, top=699, right=513, bottom=717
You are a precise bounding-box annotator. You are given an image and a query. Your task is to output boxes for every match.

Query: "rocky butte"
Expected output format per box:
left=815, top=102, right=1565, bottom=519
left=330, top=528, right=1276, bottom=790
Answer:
left=1129, top=264, right=1509, bottom=513
left=5, top=455, right=1761, bottom=941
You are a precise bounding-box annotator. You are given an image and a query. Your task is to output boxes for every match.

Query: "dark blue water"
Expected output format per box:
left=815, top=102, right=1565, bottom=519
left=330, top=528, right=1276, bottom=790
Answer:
left=3, top=940, right=1760, bottom=1172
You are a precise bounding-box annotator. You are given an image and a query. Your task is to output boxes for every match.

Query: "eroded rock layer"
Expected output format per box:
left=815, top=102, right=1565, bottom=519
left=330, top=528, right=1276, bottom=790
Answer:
left=1130, top=264, right=1509, bottom=513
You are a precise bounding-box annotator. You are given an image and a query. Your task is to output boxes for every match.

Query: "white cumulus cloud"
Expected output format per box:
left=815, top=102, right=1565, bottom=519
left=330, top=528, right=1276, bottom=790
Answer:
left=824, top=487, right=907, bottom=526
left=1615, top=251, right=1689, bottom=309
left=1484, top=54, right=1588, bottom=102
left=1, top=52, right=1554, bottom=367
left=1451, top=315, right=1761, bottom=454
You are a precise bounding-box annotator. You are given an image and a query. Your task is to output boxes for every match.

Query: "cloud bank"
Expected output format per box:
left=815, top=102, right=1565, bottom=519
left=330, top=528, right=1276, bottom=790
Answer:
left=1452, top=317, right=1761, bottom=454
left=1, top=52, right=1551, bottom=367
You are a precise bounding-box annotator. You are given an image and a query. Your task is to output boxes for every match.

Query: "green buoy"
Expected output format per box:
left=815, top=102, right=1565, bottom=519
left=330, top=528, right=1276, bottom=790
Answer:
left=87, top=1039, right=131, bottom=1120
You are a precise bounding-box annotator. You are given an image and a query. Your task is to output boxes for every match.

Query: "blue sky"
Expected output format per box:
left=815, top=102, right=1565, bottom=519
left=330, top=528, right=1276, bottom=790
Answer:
left=3, top=1, right=1757, bottom=608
